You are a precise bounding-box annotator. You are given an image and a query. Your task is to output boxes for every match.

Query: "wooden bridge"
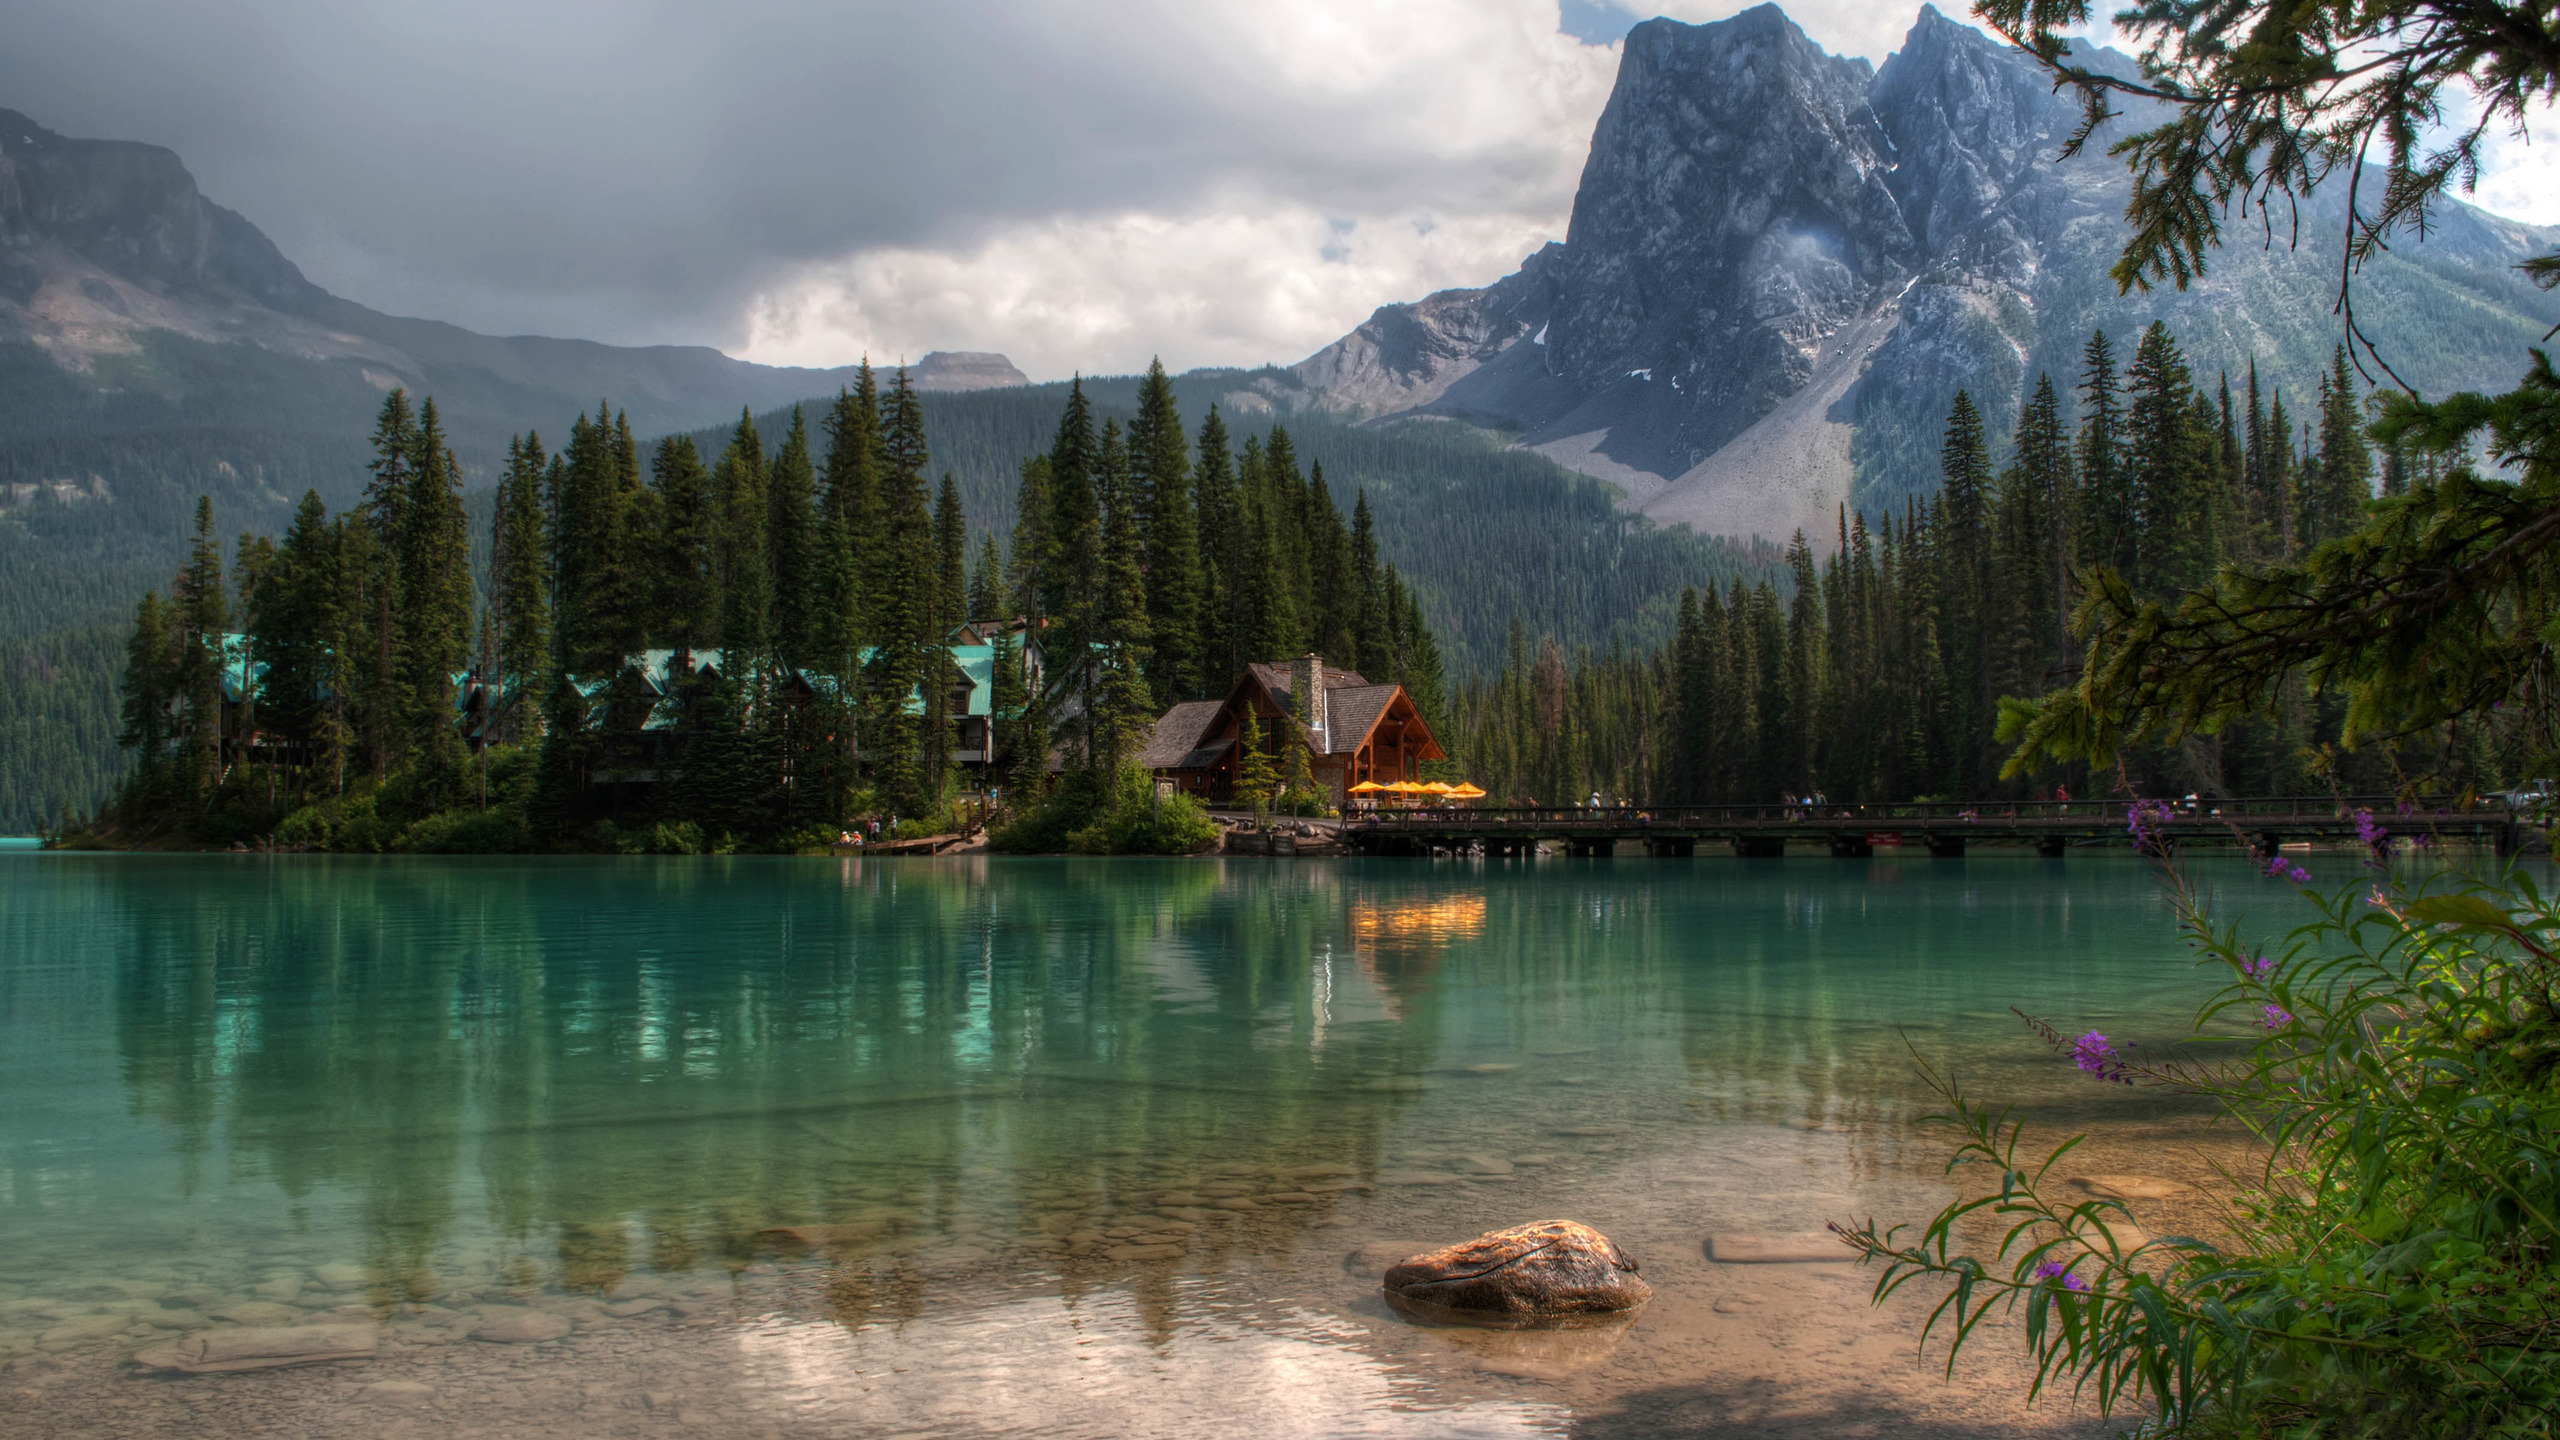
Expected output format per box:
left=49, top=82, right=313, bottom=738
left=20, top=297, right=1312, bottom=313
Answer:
left=1339, top=796, right=2523, bottom=858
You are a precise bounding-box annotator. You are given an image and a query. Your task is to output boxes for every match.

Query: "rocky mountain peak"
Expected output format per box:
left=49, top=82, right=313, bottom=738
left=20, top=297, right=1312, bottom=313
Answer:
left=1286, top=5, right=2555, bottom=548
left=0, top=108, right=321, bottom=312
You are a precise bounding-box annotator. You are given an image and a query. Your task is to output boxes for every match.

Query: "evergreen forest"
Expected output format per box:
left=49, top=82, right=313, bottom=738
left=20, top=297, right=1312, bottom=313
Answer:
left=1456, top=324, right=2525, bottom=807
left=84, top=362, right=1461, bottom=852
left=0, top=352, right=1774, bottom=834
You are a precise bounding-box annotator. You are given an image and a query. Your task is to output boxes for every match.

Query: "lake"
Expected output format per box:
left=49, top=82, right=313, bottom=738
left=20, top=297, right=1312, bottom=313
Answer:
left=0, top=849, right=2326, bottom=1437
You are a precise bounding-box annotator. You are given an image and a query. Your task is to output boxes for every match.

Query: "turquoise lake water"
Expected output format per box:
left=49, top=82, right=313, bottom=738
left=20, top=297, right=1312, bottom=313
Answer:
left=0, top=850, right=2370, bottom=1437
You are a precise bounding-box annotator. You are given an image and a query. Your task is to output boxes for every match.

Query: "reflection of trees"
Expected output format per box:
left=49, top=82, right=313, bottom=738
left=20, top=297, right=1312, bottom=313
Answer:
left=104, top=856, right=1477, bottom=1312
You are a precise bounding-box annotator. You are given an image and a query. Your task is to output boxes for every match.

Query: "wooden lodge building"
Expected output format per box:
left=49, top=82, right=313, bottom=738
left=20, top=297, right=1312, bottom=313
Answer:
left=1139, top=654, right=1443, bottom=805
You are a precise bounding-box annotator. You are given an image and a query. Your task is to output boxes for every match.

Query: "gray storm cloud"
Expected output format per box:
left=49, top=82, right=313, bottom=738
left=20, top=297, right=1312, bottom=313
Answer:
left=0, top=0, right=1626, bottom=361
left=18, top=1, right=2528, bottom=375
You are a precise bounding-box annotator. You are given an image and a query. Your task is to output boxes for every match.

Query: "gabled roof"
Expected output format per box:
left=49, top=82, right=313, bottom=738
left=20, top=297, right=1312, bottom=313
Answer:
left=1322, top=683, right=1405, bottom=756
left=1138, top=699, right=1227, bottom=769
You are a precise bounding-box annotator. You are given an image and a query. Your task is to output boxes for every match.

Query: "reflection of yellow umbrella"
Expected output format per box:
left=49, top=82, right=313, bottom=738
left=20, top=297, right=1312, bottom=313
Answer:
left=1447, top=782, right=1486, bottom=800
left=1348, top=780, right=1387, bottom=794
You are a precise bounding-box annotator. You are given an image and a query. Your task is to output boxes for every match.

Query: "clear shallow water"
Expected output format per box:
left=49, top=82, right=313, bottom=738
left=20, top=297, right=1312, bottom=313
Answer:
left=0, top=851, right=2355, bottom=1436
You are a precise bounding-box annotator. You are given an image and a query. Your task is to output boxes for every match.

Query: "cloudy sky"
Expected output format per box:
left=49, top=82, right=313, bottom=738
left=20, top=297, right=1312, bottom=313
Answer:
left=5, top=0, right=2552, bottom=380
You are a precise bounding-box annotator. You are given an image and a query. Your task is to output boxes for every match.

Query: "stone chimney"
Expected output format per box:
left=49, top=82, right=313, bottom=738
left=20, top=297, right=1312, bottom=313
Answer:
left=1291, top=653, right=1328, bottom=751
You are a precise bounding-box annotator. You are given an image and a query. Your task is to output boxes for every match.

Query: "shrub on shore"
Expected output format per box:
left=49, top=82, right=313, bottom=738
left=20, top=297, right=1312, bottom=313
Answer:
left=990, top=766, right=1218, bottom=856
left=1841, top=817, right=2560, bottom=1434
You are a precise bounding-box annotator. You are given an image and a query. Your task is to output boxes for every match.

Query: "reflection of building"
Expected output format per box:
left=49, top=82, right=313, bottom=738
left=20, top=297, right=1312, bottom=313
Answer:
left=1139, top=654, right=1443, bottom=805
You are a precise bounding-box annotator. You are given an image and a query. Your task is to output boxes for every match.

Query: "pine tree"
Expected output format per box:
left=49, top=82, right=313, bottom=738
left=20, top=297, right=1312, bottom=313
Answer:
left=1090, top=421, right=1155, bottom=776
left=1236, top=711, right=1278, bottom=817
left=713, top=410, right=771, bottom=659
left=1040, top=379, right=1103, bottom=762
left=866, top=368, right=937, bottom=809
left=1936, top=392, right=1991, bottom=788
left=2306, top=346, right=2376, bottom=545
left=172, top=497, right=229, bottom=799
left=398, top=398, right=474, bottom=783
left=1132, top=358, right=1202, bottom=702
left=927, top=473, right=969, bottom=789
left=649, top=436, right=716, bottom=654
left=767, top=407, right=821, bottom=668
left=1192, top=405, right=1243, bottom=683
left=117, top=591, right=177, bottom=798
left=968, top=533, right=1004, bottom=622
left=250, top=491, right=337, bottom=753
left=2075, top=330, right=2134, bottom=575
left=819, top=372, right=883, bottom=674
left=2126, top=322, right=2216, bottom=594
left=1350, top=490, right=1387, bottom=676
left=493, top=440, right=553, bottom=746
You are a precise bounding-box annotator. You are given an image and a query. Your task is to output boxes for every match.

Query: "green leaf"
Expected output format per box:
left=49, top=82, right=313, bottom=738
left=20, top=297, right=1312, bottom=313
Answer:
left=2404, top=895, right=2518, bottom=932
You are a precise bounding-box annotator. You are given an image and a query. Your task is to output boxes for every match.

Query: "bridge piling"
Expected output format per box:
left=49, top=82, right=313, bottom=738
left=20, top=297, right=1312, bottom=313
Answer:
left=1828, top=835, right=1872, bottom=859
left=1925, top=836, right=1966, bottom=859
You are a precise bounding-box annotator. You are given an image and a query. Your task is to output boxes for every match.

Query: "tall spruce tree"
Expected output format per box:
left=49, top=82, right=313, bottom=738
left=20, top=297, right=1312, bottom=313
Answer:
left=2075, top=330, right=2134, bottom=576
left=767, top=408, right=821, bottom=668
left=1089, top=420, right=1155, bottom=775
left=649, top=435, right=717, bottom=655
left=1192, top=405, right=1243, bottom=683
left=1131, top=358, right=1202, bottom=702
left=397, top=398, right=474, bottom=782
left=492, top=439, right=553, bottom=745
left=866, top=368, right=937, bottom=809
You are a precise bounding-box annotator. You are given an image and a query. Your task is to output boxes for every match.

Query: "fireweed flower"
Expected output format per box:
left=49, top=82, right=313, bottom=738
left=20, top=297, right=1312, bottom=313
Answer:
left=2354, top=807, right=2394, bottom=862
left=2263, top=854, right=2311, bottom=883
left=2262, top=1003, right=2293, bottom=1029
left=2247, top=955, right=2276, bottom=979
left=2126, top=800, right=2175, bottom=850
left=2072, top=1031, right=2132, bottom=1083
left=2033, top=1260, right=2090, bottom=1291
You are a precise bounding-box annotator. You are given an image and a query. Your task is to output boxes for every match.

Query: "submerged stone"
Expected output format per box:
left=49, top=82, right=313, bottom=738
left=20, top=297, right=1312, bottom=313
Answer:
left=1382, top=1221, right=1651, bottom=1317
left=132, top=1323, right=375, bottom=1373
left=471, top=1307, right=572, bottom=1343
left=2074, top=1175, right=2193, bottom=1201
left=1707, top=1232, right=1850, bottom=1263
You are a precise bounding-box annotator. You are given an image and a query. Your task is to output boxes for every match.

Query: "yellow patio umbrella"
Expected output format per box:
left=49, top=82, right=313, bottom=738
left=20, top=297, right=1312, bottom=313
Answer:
left=1348, top=780, right=1387, bottom=794
left=1447, top=782, right=1487, bottom=800
left=1421, top=782, right=1456, bottom=797
left=1387, top=780, right=1424, bottom=793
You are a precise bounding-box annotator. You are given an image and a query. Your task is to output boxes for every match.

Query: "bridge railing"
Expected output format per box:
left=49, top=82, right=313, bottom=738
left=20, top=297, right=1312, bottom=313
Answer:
left=1340, top=796, right=2509, bottom=831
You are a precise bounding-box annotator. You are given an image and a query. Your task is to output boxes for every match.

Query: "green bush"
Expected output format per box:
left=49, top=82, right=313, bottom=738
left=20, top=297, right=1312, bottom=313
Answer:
left=1841, top=833, right=2560, bottom=1436
left=992, top=768, right=1218, bottom=855
left=403, top=807, right=532, bottom=854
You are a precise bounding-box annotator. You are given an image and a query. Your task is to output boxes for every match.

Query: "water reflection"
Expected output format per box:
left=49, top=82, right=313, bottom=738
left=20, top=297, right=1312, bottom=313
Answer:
left=0, top=851, right=2242, bottom=1423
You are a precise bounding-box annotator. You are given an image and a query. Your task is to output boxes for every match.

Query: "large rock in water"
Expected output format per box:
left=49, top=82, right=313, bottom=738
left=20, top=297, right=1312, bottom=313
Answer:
left=1382, top=1220, right=1651, bottom=1317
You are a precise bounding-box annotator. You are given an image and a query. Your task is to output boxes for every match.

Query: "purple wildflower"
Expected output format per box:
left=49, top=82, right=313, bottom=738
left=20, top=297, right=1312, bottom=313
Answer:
left=2071, top=1031, right=2133, bottom=1084
left=2262, top=1003, right=2292, bottom=1029
left=2247, top=955, right=2276, bottom=980
left=2354, top=807, right=2394, bottom=862
left=2127, top=800, right=2175, bottom=855
left=2033, top=1259, right=2090, bottom=1291
left=2264, top=853, right=2311, bottom=883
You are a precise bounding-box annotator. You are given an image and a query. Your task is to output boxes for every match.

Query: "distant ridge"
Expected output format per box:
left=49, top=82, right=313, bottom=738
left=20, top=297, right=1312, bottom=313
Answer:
left=0, top=105, right=1021, bottom=451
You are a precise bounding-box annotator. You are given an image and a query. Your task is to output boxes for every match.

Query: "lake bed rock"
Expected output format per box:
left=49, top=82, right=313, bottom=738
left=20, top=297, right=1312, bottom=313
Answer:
left=132, top=1323, right=376, bottom=1374
left=1383, top=1221, right=1651, bottom=1317
left=1706, top=1232, right=1850, bottom=1263
left=470, top=1307, right=572, bottom=1344
left=2074, top=1175, right=2193, bottom=1201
